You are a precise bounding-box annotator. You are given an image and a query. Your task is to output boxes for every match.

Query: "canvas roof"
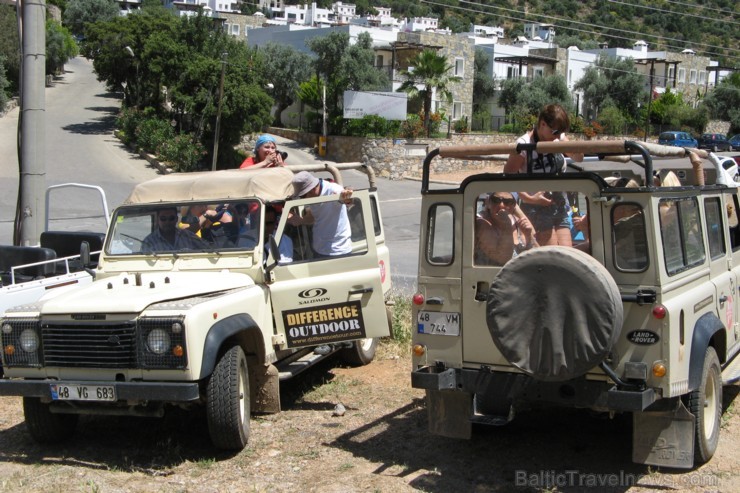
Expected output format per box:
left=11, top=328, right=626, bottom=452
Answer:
left=124, top=168, right=296, bottom=205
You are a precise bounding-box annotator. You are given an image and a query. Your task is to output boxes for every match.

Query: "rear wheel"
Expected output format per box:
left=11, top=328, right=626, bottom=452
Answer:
left=340, top=338, right=378, bottom=366
left=23, top=397, right=78, bottom=443
left=688, top=346, right=722, bottom=464
left=207, top=345, right=250, bottom=450
left=712, top=145, right=719, bottom=152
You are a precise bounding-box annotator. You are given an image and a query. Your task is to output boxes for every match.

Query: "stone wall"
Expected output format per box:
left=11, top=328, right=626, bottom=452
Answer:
left=266, top=127, right=635, bottom=180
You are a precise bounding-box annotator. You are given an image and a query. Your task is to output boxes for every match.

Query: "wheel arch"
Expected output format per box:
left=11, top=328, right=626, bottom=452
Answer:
left=199, top=314, right=266, bottom=380
left=689, top=312, right=727, bottom=391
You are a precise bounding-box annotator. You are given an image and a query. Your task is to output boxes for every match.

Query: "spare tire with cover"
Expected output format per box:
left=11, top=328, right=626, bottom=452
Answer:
left=486, top=246, right=623, bottom=381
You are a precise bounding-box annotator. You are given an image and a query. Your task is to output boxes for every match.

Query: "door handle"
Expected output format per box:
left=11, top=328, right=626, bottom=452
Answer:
left=349, top=287, right=373, bottom=295
left=719, top=295, right=728, bottom=304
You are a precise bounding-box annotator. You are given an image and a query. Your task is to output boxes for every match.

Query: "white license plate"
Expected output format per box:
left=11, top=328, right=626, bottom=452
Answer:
left=50, top=384, right=116, bottom=402
left=417, top=311, right=460, bottom=336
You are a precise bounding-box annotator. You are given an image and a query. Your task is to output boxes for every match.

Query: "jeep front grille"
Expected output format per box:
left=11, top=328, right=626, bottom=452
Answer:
left=41, top=321, right=137, bottom=368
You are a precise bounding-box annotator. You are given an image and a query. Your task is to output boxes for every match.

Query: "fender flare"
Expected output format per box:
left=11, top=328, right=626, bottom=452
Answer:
left=688, top=312, right=725, bottom=391
left=199, top=313, right=263, bottom=380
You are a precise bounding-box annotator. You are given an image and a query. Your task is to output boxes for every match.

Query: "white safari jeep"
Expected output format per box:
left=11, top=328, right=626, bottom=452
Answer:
left=0, top=164, right=392, bottom=450
left=411, top=141, right=740, bottom=469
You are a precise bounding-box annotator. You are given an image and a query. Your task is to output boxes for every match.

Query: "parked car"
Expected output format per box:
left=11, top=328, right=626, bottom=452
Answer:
left=411, top=141, right=740, bottom=470
left=719, top=156, right=739, bottom=182
left=698, top=133, right=732, bottom=152
left=658, top=131, right=697, bottom=148
left=0, top=165, right=393, bottom=451
left=729, top=134, right=740, bottom=151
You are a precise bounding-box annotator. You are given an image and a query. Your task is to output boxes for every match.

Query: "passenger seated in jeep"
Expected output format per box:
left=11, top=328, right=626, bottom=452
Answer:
left=475, top=192, right=535, bottom=266
left=264, top=205, right=293, bottom=264
left=142, top=207, right=206, bottom=252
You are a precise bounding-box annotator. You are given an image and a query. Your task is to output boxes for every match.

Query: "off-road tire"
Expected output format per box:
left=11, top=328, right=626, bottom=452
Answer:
left=486, top=246, right=623, bottom=381
left=689, top=346, right=722, bottom=464
left=23, top=397, right=78, bottom=443
left=340, top=338, right=378, bottom=367
left=207, top=345, right=250, bottom=450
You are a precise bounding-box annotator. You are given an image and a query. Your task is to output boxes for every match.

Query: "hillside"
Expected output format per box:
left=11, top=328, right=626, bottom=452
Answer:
left=366, top=0, right=739, bottom=67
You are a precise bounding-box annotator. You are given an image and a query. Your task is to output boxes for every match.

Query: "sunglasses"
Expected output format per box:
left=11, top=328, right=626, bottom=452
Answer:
left=158, top=215, right=177, bottom=222
left=490, top=196, right=516, bottom=206
left=542, top=121, right=562, bottom=137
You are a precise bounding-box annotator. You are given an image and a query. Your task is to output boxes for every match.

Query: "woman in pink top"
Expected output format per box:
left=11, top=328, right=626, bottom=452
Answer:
left=239, top=134, right=286, bottom=169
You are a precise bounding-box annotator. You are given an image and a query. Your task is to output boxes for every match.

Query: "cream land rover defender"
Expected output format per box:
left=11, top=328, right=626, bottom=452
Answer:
left=0, top=164, right=392, bottom=450
left=411, top=140, right=740, bottom=469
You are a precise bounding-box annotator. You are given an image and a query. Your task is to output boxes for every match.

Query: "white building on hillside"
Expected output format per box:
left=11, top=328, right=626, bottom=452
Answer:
left=401, top=17, right=438, bottom=32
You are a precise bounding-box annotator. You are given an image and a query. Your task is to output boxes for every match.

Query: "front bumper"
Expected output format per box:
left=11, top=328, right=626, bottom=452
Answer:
left=0, top=379, right=200, bottom=402
left=412, top=365, right=656, bottom=412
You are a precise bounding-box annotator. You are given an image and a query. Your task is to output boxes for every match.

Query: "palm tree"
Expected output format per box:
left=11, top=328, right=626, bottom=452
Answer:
left=397, top=49, right=462, bottom=137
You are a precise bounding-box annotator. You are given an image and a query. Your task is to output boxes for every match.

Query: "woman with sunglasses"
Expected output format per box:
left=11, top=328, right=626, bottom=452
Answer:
left=504, top=104, right=583, bottom=246
left=475, top=192, right=534, bottom=266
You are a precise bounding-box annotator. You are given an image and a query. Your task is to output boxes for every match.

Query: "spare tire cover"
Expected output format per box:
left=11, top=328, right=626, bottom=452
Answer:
left=486, top=246, right=623, bottom=382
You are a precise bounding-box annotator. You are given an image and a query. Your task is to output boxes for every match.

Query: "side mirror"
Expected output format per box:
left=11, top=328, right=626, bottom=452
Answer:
left=80, top=241, right=96, bottom=279
left=80, top=241, right=90, bottom=267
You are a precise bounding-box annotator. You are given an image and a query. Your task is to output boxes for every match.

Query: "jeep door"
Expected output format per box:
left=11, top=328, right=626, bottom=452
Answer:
left=268, top=190, right=390, bottom=349
left=461, top=177, right=601, bottom=365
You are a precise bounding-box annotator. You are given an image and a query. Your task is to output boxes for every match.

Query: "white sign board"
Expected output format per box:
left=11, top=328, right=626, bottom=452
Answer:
left=343, top=91, right=408, bottom=120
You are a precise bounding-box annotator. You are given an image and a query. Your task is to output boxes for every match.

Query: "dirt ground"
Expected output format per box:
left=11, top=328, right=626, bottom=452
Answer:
left=0, top=346, right=737, bottom=493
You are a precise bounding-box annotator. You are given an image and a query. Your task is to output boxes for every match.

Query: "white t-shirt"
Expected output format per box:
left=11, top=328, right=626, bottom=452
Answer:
left=309, top=180, right=352, bottom=256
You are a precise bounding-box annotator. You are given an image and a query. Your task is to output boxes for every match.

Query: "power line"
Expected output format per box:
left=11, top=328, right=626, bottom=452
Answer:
left=425, top=0, right=739, bottom=63
left=607, top=0, right=740, bottom=26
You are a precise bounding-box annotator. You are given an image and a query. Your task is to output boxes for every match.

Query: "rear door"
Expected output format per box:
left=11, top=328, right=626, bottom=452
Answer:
left=268, top=190, right=390, bottom=348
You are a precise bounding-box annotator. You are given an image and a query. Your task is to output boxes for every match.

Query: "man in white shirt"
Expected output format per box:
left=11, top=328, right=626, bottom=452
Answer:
left=289, top=172, right=353, bottom=257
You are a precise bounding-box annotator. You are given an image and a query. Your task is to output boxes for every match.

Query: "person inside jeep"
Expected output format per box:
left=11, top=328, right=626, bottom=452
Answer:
left=141, top=207, right=206, bottom=252
left=504, top=104, right=584, bottom=247
left=475, top=192, right=535, bottom=266
left=263, top=205, right=293, bottom=264
left=288, top=171, right=353, bottom=257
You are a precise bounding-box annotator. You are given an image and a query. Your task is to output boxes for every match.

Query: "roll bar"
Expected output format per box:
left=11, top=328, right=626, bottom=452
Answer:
left=421, top=140, right=710, bottom=193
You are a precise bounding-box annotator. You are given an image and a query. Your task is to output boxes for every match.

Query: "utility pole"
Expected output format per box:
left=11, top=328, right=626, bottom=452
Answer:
left=645, top=60, right=655, bottom=142
left=15, top=0, right=47, bottom=246
left=212, top=52, right=227, bottom=171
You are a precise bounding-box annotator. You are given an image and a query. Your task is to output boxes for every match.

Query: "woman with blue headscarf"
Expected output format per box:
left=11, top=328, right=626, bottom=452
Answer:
left=239, top=134, right=286, bottom=169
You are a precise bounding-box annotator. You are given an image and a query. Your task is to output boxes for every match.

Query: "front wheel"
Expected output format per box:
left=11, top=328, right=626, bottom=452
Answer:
left=688, top=346, right=722, bottom=464
left=340, top=338, right=378, bottom=366
left=207, top=345, right=250, bottom=450
left=23, top=397, right=78, bottom=444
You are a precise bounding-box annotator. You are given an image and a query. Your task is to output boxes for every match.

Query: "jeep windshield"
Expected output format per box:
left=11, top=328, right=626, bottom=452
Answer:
left=104, top=200, right=263, bottom=255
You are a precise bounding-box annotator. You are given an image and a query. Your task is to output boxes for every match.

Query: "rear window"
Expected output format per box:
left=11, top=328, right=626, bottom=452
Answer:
left=659, top=133, right=675, bottom=141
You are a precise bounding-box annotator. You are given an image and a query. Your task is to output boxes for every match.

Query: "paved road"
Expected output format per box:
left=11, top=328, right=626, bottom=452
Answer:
left=0, top=57, right=161, bottom=243
left=0, top=57, right=423, bottom=294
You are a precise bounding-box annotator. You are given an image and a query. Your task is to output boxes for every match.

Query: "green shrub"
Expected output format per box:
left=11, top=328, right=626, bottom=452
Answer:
left=344, top=114, right=401, bottom=137
left=157, top=134, right=206, bottom=172
left=135, top=117, right=174, bottom=154
left=116, top=107, right=144, bottom=145
left=499, top=123, right=516, bottom=134
left=400, top=113, right=425, bottom=138
left=454, top=116, right=469, bottom=133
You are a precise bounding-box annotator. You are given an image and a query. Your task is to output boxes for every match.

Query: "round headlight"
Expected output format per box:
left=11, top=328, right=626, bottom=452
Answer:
left=171, top=322, right=183, bottom=334
left=19, top=329, right=39, bottom=352
left=147, top=329, right=171, bottom=355
left=2, top=323, right=13, bottom=334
